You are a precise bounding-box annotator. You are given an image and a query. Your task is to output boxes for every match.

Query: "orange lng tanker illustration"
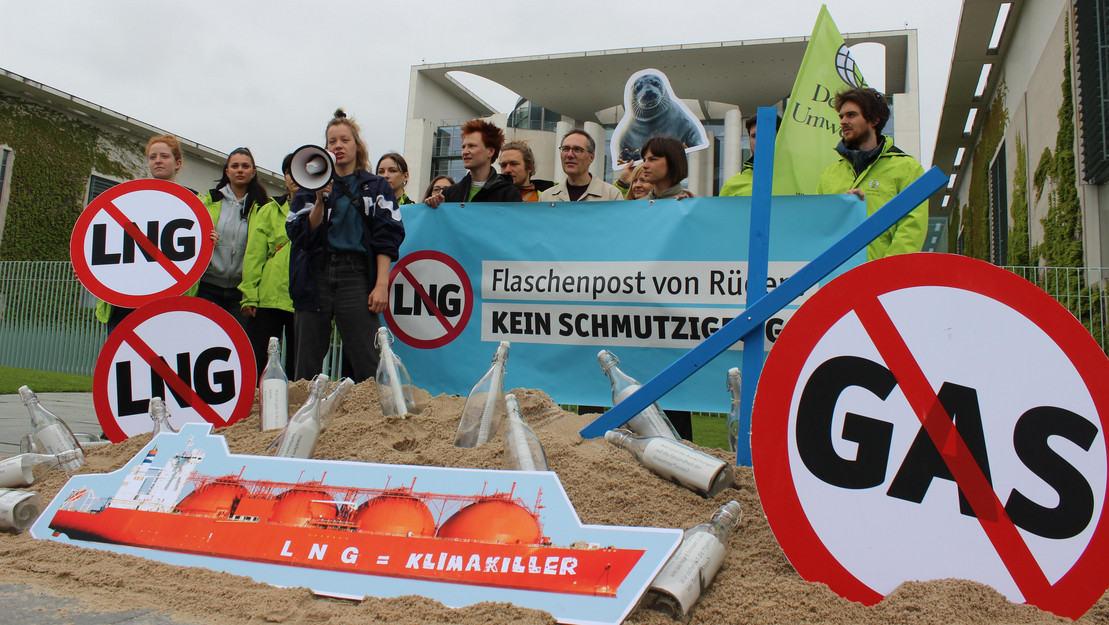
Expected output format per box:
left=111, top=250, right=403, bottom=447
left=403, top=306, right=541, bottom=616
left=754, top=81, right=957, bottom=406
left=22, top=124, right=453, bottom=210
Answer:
left=48, top=441, right=644, bottom=596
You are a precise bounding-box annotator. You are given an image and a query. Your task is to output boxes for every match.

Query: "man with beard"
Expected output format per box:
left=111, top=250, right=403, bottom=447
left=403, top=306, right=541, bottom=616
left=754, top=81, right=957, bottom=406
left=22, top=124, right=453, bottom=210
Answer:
left=499, top=141, right=553, bottom=202
left=816, top=87, right=927, bottom=261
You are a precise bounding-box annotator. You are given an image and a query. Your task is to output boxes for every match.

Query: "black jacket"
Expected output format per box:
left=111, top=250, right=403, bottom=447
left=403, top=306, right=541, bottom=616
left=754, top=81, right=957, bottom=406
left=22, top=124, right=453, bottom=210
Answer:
left=442, top=171, right=522, bottom=203
left=285, top=170, right=405, bottom=311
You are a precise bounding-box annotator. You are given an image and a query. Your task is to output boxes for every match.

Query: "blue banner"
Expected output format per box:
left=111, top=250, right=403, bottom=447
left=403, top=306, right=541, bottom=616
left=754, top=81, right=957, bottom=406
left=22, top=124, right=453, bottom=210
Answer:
left=384, top=195, right=865, bottom=412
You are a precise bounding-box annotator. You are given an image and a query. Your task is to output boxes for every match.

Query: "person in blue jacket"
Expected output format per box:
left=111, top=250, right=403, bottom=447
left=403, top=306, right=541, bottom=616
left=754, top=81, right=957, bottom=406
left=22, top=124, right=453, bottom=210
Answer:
left=286, top=109, right=405, bottom=382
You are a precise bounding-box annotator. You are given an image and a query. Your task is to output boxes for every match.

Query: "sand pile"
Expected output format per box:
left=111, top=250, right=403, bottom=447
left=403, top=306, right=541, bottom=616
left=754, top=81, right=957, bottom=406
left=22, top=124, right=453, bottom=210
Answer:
left=1, top=381, right=1105, bottom=624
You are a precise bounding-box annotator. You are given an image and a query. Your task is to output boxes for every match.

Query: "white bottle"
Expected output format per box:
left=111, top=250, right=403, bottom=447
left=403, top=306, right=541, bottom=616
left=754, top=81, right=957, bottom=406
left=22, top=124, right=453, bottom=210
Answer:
left=259, top=336, right=290, bottom=431
left=148, top=397, right=178, bottom=437
left=597, top=350, right=679, bottom=440
left=0, top=450, right=81, bottom=488
left=375, top=328, right=415, bottom=417
left=649, top=500, right=743, bottom=616
left=319, top=377, right=355, bottom=431
left=0, top=488, right=43, bottom=534
left=725, top=368, right=742, bottom=453
left=19, top=385, right=84, bottom=473
left=456, top=341, right=510, bottom=448
left=604, top=429, right=734, bottom=497
left=274, top=374, right=329, bottom=458
left=503, top=393, right=548, bottom=471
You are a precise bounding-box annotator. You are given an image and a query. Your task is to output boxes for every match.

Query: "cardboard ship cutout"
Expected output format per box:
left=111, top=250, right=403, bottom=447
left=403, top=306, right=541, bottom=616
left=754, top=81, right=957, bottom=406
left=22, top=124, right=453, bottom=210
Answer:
left=32, top=423, right=681, bottom=625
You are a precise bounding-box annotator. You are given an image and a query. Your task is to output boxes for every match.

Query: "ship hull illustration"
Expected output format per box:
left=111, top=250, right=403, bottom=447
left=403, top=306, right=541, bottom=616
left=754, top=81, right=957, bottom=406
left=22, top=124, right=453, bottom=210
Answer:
left=47, top=441, right=644, bottom=597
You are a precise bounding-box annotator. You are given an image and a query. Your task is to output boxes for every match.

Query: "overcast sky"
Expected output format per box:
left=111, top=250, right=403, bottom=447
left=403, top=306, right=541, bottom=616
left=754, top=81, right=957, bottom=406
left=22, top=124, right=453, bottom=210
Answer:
left=0, top=0, right=963, bottom=175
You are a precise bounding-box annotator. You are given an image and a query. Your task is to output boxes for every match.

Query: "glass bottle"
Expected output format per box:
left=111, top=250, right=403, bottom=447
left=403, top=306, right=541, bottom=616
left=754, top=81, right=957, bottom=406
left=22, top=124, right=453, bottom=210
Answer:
left=274, top=374, right=329, bottom=458
left=649, top=500, right=743, bottom=616
left=259, top=336, right=290, bottom=431
left=597, top=350, right=679, bottom=440
left=725, top=367, right=742, bottom=452
left=19, top=385, right=84, bottom=473
left=503, top=393, right=548, bottom=471
left=148, top=397, right=178, bottom=437
left=604, top=429, right=734, bottom=497
left=0, top=488, right=43, bottom=534
left=319, top=377, right=355, bottom=431
left=375, top=328, right=415, bottom=417
left=456, top=341, right=510, bottom=448
left=0, top=450, right=81, bottom=488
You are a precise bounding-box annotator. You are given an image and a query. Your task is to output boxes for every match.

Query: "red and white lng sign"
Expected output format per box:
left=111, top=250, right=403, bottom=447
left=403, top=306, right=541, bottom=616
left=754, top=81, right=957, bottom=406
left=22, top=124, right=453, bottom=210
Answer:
left=93, top=297, right=255, bottom=442
left=752, top=253, right=1109, bottom=619
left=70, top=179, right=213, bottom=308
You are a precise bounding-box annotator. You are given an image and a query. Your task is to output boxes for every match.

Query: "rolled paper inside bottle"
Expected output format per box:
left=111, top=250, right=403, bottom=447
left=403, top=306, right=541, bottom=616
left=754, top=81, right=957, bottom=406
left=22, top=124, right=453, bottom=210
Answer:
left=0, top=456, right=35, bottom=488
left=260, top=379, right=290, bottom=431
left=642, top=439, right=732, bottom=497
left=649, top=531, right=727, bottom=615
left=476, top=363, right=503, bottom=445
left=0, top=488, right=43, bottom=533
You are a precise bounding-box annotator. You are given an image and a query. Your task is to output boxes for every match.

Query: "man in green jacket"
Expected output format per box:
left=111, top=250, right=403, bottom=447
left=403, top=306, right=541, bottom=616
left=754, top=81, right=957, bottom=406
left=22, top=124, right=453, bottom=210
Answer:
left=720, top=113, right=780, bottom=197
left=816, top=87, right=927, bottom=261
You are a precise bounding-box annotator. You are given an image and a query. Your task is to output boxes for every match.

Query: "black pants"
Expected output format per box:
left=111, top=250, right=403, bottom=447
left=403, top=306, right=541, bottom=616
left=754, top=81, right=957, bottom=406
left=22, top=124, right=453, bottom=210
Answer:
left=247, top=308, right=295, bottom=382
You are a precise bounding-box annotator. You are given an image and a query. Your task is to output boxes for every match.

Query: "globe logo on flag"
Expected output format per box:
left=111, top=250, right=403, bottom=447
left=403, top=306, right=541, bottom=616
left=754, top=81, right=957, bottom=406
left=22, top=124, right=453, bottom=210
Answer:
left=834, top=45, right=865, bottom=88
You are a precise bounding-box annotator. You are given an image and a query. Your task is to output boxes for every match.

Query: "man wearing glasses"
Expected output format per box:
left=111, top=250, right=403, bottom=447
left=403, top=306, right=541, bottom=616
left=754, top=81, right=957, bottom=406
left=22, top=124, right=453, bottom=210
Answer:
left=539, top=130, right=624, bottom=202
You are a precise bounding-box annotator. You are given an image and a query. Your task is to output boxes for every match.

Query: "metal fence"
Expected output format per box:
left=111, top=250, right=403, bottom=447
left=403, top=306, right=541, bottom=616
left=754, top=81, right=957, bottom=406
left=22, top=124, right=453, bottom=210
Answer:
left=1, top=261, right=1107, bottom=378
left=0, top=261, right=348, bottom=378
left=1003, top=266, right=1109, bottom=353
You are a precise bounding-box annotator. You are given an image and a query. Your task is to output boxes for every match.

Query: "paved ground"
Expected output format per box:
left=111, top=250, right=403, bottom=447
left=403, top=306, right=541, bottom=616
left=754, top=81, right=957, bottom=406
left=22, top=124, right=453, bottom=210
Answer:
left=1, top=398, right=196, bottom=624
left=0, top=392, right=100, bottom=455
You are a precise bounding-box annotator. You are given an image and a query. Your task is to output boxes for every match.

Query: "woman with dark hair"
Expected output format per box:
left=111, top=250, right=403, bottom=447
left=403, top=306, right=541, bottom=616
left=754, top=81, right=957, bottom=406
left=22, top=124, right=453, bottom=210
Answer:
left=377, top=152, right=413, bottom=205
left=197, top=147, right=269, bottom=322
left=286, top=109, right=405, bottom=382
left=422, top=175, right=454, bottom=202
left=640, top=136, right=689, bottom=200
left=240, top=152, right=298, bottom=376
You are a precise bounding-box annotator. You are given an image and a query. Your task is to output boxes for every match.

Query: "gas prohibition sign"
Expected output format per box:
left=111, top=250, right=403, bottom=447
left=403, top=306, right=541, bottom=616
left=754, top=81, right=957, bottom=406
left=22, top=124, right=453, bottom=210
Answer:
left=70, top=179, right=214, bottom=308
left=751, top=253, right=1109, bottom=619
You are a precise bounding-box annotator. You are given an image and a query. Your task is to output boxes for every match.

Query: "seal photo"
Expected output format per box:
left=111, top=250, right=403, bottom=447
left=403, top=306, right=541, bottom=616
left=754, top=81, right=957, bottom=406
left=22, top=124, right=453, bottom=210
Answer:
left=612, top=68, right=708, bottom=165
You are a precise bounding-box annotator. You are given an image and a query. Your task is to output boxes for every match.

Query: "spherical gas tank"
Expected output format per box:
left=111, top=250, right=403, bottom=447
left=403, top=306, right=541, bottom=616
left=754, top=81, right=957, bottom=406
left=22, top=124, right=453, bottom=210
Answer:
left=353, top=493, right=435, bottom=536
left=437, top=495, right=541, bottom=544
left=174, top=476, right=246, bottom=517
left=270, top=488, right=338, bottom=526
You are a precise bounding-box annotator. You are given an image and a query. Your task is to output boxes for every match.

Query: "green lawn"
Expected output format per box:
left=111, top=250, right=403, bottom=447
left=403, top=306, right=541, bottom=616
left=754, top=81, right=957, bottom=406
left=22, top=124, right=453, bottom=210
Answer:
left=564, top=405, right=730, bottom=450
left=0, top=366, right=94, bottom=395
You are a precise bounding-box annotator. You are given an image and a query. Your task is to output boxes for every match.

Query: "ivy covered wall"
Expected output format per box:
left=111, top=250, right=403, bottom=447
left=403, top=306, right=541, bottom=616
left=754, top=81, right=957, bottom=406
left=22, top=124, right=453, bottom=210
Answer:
left=0, top=95, right=145, bottom=261
left=950, top=83, right=1008, bottom=261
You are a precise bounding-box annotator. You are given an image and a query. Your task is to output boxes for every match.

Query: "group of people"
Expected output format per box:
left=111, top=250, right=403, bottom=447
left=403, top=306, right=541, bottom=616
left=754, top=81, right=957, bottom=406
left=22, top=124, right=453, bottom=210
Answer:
left=99, top=87, right=926, bottom=404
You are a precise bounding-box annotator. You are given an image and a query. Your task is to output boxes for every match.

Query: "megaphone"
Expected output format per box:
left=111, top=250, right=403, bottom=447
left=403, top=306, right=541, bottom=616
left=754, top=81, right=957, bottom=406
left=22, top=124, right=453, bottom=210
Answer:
left=289, top=144, right=335, bottom=191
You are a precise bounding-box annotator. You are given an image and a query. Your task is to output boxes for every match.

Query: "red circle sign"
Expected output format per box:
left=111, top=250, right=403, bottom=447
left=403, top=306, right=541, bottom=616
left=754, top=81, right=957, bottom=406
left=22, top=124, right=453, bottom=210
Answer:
left=93, top=296, right=256, bottom=442
left=383, top=250, right=474, bottom=348
left=752, top=253, right=1109, bottom=619
left=70, top=179, right=214, bottom=308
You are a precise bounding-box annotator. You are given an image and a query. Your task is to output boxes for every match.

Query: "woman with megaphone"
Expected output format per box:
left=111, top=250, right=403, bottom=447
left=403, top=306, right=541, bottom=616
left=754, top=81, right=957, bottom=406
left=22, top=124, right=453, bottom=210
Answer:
left=286, top=109, right=406, bottom=382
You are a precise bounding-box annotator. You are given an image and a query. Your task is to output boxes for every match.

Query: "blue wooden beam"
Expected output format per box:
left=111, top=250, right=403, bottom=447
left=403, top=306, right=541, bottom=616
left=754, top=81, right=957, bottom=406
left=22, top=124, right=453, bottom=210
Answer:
left=579, top=166, right=948, bottom=441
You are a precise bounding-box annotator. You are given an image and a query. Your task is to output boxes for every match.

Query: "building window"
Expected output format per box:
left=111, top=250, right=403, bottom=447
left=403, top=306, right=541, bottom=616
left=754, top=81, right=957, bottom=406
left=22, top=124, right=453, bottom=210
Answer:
left=507, top=99, right=562, bottom=132
left=989, top=145, right=1008, bottom=265
left=0, top=147, right=11, bottom=200
left=1076, top=0, right=1109, bottom=183
left=86, top=174, right=120, bottom=204
left=431, top=125, right=466, bottom=182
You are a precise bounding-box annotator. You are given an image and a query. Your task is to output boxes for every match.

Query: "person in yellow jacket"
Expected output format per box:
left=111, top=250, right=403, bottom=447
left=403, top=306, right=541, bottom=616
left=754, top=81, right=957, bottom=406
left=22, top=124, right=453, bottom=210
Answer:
left=719, top=114, right=779, bottom=197
left=816, top=88, right=927, bottom=261
left=196, top=147, right=268, bottom=324
left=240, top=153, right=296, bottom=376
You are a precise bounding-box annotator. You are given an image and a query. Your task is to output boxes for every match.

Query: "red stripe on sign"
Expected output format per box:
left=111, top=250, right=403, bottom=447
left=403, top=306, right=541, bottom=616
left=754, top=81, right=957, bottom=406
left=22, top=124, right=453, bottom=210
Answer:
left=399, top=265, right=457, bottom=335
left=854, top=295, right=1053, bottom=603
left=101, top=199, right=189, bottom=283
left=119, top=329, right=226, bottom=426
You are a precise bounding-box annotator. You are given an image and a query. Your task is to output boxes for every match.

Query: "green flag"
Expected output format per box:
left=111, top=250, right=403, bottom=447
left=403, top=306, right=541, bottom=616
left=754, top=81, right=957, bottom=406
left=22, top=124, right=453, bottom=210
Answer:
left=773, top=4, right=867, bottom=195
